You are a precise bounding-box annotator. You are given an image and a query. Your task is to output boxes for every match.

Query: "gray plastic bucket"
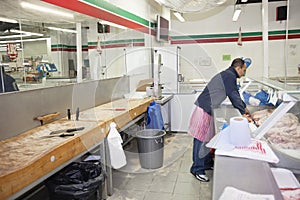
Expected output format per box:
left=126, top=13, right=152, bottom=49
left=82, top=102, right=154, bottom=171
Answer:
left=135, top=129, right=166, bottom=169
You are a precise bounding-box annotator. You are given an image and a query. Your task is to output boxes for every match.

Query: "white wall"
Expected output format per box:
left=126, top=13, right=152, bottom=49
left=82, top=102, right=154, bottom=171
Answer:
left=172, top=2, right=289, bottom=35
left=107, top=0, right=160, bottom=22
left=170, top=1, right=300, bottom=79
left=23, top=40, right=47, bottom=58
left=101, top=0, right=299, bottom=79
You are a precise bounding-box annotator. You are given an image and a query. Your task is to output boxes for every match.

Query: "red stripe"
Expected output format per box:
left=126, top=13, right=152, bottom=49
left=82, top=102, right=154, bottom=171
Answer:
left=171, top=36, right=262, bottom=44
left=280, top=188, right=300, bottom=190
left=171, top=38, right=238, bottom=44
left=269, top=35, right=285, bottom=40
left=171, top=34, right=300, bottom=44
left=42, top=0, right=150, bottom=34
left=242, top=36, right=262, bottom=41
left=88, top=43, right=145, bottom=49
left=288, top=34, right=300, bottom=39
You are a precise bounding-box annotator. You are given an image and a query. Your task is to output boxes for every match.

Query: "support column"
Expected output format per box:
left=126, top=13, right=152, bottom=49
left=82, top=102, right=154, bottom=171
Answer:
left=76, top=22, right=83, bottom=83
left=262, top=0, right=269, bottom=78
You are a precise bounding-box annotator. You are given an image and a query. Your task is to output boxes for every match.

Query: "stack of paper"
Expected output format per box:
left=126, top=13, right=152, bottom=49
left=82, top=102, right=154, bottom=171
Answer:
left=219, top=187, right=275, bottom=200
left=206, top=127, right=279, bottom=163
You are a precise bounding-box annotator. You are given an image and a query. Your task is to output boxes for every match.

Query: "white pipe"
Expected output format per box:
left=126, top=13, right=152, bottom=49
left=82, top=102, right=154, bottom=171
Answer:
left=19, top=19, right=26, bottom=86
left=262, top=0, right=269, bottom=78
left=76, top=23, right=83, bottom=83
left=284, top=0, right=290, bottom=87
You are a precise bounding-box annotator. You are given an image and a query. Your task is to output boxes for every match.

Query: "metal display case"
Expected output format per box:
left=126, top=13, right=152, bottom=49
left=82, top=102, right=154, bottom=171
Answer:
left=212, top=78, right=300, bottom=200
left=260, top=94, right=300, bottom=173
left=212, top=105, right=283, bottom=200
left=247, top=78, right=300, bottom=173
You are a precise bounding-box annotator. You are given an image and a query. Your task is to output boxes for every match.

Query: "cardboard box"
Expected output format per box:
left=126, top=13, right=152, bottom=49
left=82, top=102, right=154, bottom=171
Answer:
left=136, top=79, right=153, bottom=91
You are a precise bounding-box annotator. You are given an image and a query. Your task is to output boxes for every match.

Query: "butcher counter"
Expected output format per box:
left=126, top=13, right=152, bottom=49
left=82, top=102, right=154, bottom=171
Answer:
left=0, top=97, right=153, bottom=200
left=212, top=105, right=284, bottom=200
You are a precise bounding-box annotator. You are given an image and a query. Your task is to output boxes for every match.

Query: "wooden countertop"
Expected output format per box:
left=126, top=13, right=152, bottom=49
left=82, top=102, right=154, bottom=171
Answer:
left=0, top=97, right=153, bottom=199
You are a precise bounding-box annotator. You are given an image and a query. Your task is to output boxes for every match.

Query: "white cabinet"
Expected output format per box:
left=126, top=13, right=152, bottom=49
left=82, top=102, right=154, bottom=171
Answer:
left=170, top=93, right=199, bottom=132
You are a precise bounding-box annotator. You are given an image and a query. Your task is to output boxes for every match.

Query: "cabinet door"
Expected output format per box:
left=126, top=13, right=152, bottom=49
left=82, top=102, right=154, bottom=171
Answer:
left=171, top=93, right=198, bottom=132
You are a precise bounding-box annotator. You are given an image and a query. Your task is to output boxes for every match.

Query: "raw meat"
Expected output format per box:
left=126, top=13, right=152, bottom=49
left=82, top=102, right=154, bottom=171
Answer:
left=251, top=109, right=300, bottom=150
left=251, top=109, right=274, bottom=120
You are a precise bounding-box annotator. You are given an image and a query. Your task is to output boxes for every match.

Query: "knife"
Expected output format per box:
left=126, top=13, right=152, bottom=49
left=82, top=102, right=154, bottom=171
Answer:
left=100, top=108, right=126, bottom=111
left=49, top=127, right=85, bottom=135
left=42, top=133, right=75, bottom=138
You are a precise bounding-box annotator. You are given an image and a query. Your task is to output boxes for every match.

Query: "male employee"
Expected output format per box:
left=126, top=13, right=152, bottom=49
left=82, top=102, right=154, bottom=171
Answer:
left=188, top=57, right=252, bottom=182
left=0, top=66, right=19, bottom=93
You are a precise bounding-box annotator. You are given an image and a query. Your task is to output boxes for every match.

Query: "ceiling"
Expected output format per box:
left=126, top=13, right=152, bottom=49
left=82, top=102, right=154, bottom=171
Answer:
left=154, top=0, right=230, bottom=13
left=236, top=0, right=286, bottom=4
left=154, top=0, right=287, bottom=13
left=0, top=0, right=96, bottom=40
left=0, top=0, right=93, bottom=24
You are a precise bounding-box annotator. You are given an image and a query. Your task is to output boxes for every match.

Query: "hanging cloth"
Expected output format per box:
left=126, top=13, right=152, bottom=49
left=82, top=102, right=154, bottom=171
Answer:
left=146, top=101, right=164, bottom=130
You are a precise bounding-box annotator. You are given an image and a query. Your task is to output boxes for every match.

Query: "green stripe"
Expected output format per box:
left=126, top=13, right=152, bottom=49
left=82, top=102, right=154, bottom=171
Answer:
left=51, top=44, right=88, bottom=49
left=288, top=29, right=300, bottom=34
left=88, top=39, right=144, bottom=46
left=269, top=30, right=286, bottom=35
left=172, top=32, right=261, bottom=40
left=82, top=0, right=153, bottom=27
left=268, top=29, right=300, bottom=35
left=172, top=29, right=300, bottom=40
left=51, top=44, right=76, bottom=48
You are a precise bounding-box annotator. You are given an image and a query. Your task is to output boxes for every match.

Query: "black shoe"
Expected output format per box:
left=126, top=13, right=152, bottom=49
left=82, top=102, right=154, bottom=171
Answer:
left=204, top=166, right=214, bottom=171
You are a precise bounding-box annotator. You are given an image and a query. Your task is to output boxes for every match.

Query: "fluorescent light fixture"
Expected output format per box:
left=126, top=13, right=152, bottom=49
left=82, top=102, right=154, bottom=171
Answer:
left=0, top=17, right=18, bottom=23
left=232, top=7, right=241, bottom=21
left=100, top=21, right=127, bottom=29
left=9, top=29, right=44, bottom=36
left=241, top=0, right=248, bottom=2
left=173, top=12, right=185, bottom=22
left=155, top=0, right=166, bottom=5
left=0, top=37, right=50, bottom=44
left=215, top=0, right=227, bottom=5
left=1, top=29, right=43, bottom=39
left=48, top=26, right=77, bottom=33
left=20, top=1, right=74, bottom=19
left=0, top=34, right=33, bottom=39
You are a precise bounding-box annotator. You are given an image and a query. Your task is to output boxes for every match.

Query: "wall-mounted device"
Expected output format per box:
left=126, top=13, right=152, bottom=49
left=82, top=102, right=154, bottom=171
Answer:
left=156, top=15, right=169, bottom=42
left=276, top=6, right=287, bottom=21
left=97, top=22, right=110, bottom=33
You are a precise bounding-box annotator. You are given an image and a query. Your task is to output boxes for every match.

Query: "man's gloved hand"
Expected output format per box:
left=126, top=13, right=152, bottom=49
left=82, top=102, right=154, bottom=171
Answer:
left=268, top=91, right=278, bottom=106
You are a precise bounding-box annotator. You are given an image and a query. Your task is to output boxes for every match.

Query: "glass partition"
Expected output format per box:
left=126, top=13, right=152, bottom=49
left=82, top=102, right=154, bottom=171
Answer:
left=0, top=2, right=146, bottom=93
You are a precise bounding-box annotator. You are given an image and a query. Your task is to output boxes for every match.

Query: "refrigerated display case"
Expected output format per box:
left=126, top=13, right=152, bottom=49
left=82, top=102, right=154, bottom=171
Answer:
left=246, top=78, right=300, bottom=173
left=212, top=78, right=300, bottom=200
left=261, top=94, right=300, bottom=173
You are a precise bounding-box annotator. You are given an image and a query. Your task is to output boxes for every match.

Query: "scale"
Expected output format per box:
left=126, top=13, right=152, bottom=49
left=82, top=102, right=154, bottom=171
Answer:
left=153, top=50, right=163, bottom=99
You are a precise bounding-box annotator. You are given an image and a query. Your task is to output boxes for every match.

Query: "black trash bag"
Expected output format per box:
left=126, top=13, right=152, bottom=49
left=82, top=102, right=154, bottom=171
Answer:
left=46, top=160, right=105, bottom=200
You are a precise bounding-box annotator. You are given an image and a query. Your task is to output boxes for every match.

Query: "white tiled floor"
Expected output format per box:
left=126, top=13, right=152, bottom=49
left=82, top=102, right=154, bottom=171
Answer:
left=107, top=133, right=213, bottom=200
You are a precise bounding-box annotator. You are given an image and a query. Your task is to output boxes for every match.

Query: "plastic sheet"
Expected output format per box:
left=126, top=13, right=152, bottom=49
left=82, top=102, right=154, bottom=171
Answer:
left=45, top=156, right=105, bottom=200
left=146, top=101, right=164, bottom=130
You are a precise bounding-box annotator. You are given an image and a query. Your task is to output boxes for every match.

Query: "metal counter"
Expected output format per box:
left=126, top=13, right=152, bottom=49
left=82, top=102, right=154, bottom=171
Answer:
left=212, top=106, right=283, bottom=200
left=213, top=156, right=283, bottom=200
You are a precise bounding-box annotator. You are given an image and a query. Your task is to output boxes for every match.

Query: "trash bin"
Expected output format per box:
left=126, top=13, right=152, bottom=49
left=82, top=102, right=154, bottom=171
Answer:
left=135, top=129, right=166, bottom=169
left=45, top=155, right=105, bottom=200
